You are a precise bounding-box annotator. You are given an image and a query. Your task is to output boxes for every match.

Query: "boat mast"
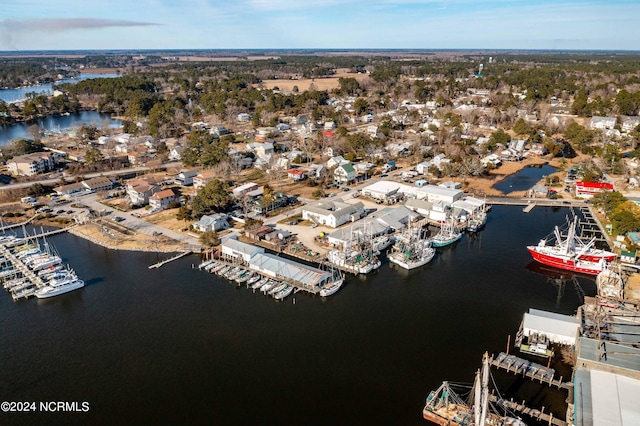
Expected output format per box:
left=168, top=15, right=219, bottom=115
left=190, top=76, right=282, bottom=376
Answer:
left=479, top=353, right=489, bottom=426
left=473, top=370, right=481, bottom=426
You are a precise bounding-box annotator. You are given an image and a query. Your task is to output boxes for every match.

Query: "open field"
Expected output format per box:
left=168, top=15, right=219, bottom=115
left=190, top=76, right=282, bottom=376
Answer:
left=260, top=68, right=369, bottom=92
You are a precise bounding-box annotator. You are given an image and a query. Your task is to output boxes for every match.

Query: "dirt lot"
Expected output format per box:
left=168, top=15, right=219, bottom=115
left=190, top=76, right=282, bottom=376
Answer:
left=72, top=223, right=186, bottom=252
left=260, top=68, right=369, bottom=92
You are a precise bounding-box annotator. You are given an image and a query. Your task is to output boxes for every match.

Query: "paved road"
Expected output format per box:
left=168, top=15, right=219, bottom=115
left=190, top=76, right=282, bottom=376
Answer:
left=76, top=193, right=201, bottom=249
left=0, top=162, right=183, bottom=190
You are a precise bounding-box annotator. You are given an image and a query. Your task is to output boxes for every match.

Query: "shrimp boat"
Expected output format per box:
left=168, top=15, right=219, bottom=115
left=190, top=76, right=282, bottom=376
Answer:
left=423, top=353, right=526, bottom=426
left=527, top=218, right=616, bottom=275
left=431, top=217, right=463, bottom=248
left=388, top=227, right=435, bottom=270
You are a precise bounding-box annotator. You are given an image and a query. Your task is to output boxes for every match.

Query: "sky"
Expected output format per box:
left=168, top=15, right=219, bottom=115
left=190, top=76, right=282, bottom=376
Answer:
left=0, top=0, right=638, bottom=51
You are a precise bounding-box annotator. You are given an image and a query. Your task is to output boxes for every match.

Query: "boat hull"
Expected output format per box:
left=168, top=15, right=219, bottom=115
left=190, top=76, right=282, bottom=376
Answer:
left=388, top=250, right=435, bottom=270
left=527, top=247, right=605, bottom=275
left=431, top=233, right=463, bottom=248
left=35, top=280, right=84, bottom=298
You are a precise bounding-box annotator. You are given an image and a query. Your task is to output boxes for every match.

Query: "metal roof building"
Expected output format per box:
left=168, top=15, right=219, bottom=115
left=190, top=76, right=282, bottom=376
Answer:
left=248, top=253, right=331, bottom=288
left=522, top=308, right=579, bottom=346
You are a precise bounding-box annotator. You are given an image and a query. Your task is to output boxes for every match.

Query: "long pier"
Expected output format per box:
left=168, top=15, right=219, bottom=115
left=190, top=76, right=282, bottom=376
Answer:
left=148, top=251, right=192, bottom=269
left=489, top=352, right=572, bottom=390
left=0, top=215, right=38, bottom=232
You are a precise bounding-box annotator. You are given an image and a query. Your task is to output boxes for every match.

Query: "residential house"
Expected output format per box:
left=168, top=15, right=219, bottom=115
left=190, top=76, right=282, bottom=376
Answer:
left=252, top=191, right=289, bottom=214
left=590, top=116, right=617, bottom=130
left=149, top=189, right=177, bottom=211
left=210, top=125, right=230, bottom=138
left=248, top=142, right=274, bottom=159
left=309, top=164, right=326, bottom=179
left=127, top=178, right=162, bottom=206
left=193, top=171, right=215, bottom=190
left=175, top=170, right=197, bottom=186
left=7, top=152, right=58, bottom=176
left=232, top=182, right=259, bottom=198
left=621, top=116, right=640, bottom=133
left=326, top=155, right=349, bottom=168
left=168, top=146, right=184, bottom=161
left=192, top=214, right=229, bottom=232
left=236, top=113, right=251, bottom=122
left=287, top=169, right=307, bottom=182
left=302, top=199, right=364, bottom=228
left=333, top=163, right=356, bottom=184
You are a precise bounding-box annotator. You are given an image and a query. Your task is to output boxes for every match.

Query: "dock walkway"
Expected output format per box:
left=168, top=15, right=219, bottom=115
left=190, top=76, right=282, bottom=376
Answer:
left=490, top=352, right=572, bottom=390
left=488, top=395, right=567, bottom=426
left=149, top=251, right=191, bottom=269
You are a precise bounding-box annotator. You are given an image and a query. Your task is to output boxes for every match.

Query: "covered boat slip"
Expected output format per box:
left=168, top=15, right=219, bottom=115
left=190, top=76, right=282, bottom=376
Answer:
left=220, top=237, right=332, bottom=294
left=516, top=309, right=579, bottom=357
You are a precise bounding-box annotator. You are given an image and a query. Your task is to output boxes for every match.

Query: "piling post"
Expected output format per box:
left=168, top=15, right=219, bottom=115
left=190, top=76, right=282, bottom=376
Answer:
left=506, top=335, right=511, bottom=354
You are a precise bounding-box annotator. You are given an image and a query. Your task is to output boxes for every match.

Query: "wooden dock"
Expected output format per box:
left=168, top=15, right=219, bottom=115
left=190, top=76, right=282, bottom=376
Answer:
left=148, top=251, right=192, bottom=269
left=490, top=352, right=572, bottom=390
left=0, top=215, right=38, bottom=232
left=523, top=203, right=536, bottom=213
left=488, top=395, right=567, bottom=426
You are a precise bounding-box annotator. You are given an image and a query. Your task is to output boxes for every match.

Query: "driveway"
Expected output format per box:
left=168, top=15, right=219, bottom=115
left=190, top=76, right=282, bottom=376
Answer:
left=76, top=193, right=201, bottom=249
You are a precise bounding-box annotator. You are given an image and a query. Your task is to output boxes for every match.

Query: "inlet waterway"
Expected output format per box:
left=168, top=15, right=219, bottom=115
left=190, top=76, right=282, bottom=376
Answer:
left=493, top=164, right=558, bottom=194
left=0, top=111, right=122, bottom=145
left=0, top=206, right=593, bottom=425
left=0, top=74, right=120, bottom=104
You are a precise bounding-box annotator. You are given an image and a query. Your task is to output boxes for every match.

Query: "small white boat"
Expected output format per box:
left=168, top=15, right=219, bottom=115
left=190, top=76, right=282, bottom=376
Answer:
left=261, top=280, right=276, bottom=293
left=247, top=275, right=261, bottom=285
left=269, top=282, right=287, bottom=295
left=319, top=278, right=344, bottom=297
left=274, top=285, right=293, bottom=300
left=252, top=277, right=269, bottom=290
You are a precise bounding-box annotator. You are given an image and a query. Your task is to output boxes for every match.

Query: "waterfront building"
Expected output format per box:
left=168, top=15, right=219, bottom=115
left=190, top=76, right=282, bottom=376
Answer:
left=149, top=189, right=177, bottom=211
left=302, top=199, right=364, bottom=228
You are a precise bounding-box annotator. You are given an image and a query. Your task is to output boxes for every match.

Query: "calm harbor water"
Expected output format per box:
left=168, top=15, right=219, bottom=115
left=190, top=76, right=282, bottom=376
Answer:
left=0, top=74, right=120, bottom=104
left=0, top=206, right=593, bottom=425
left=0, top=111, right=122, bottom=145
left=493, top=164, right=557, bottom=194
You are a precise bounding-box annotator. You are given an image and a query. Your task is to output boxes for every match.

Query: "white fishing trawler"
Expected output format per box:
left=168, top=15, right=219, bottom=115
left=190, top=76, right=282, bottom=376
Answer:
left=388, top=227, right=435, bottom=270
left=431, top=216, right=463, bottom=248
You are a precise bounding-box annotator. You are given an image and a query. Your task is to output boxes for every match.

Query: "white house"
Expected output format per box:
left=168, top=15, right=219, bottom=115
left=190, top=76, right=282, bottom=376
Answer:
left=621, top=116, right=640, bottom=133
left=302, top=199, right=364, bottom=228
left=148, top=189, right=177, bottom=211
left=193, top=171, right=215, bottom=190
left=168, top=146, right=184, bottom=161
left=193, top=214, right=229, bottom=232
left=326, top=156, right=349, bottom=168
left=175, top=170, right=197, bottom=186
left=333, top=163, right=356, bottom=183
left=590, top=116, right=617, bottom=130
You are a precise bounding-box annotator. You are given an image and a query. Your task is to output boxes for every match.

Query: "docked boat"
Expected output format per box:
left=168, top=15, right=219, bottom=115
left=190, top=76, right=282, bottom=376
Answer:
left=388, top=230, right=435, bottom=270
left=431, top=217, right=463, bottom=248
left=252, top=277, right=269, bottom=290
left=423, top=353, right=527, bottom=426
left=261, top=280, right=276, bottom=293
left=274, top=285, right=293, bottom=300
left=269, top=282, right=287, bottom=295
left=466, top=210, right=487, bottom=232
left=319, top=277, right=344, bottom=297
left=527, top=218, right=616, bottom=275
left=35, top=274, right=84, bottom=298
left=372, top=235, right=393, bottom=252
left=327, top=249, right=377, bottom=274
